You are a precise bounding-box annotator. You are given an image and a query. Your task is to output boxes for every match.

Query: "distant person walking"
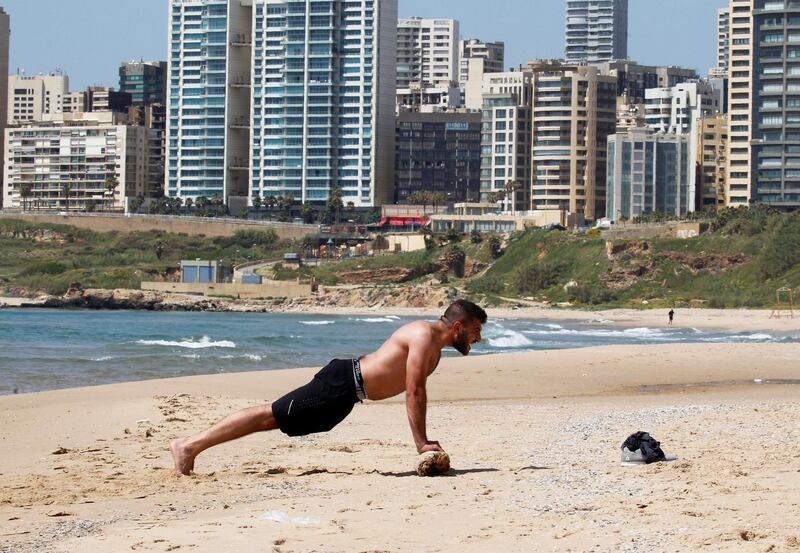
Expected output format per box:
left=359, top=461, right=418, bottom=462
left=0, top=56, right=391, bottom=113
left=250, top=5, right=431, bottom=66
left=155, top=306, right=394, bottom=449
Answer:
left=668, top=309, right=675, bottom=326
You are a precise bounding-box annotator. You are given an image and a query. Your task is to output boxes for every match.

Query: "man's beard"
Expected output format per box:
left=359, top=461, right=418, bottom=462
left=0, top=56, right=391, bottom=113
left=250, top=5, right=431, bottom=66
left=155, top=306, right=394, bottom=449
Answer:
left=453, top=330, right=471, bottom=355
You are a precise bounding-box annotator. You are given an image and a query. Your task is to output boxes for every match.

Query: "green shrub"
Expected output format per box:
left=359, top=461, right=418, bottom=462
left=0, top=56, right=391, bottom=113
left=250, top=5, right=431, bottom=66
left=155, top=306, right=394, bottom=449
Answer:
left=515, top=261, right=564, bottom=295
left=567, top=283, right=616, bottom=305
left=19, top=261, right=68, bottom=276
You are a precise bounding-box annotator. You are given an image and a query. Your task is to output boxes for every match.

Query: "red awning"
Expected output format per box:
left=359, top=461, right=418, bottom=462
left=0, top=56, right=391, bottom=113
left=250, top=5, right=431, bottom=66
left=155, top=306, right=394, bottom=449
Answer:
left=379, top=216, right=430, bottom=227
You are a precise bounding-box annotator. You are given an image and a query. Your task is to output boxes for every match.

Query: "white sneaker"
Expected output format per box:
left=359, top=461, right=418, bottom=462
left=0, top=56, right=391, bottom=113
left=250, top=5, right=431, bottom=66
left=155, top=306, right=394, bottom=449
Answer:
left=621, top=446, right=647, bottom=466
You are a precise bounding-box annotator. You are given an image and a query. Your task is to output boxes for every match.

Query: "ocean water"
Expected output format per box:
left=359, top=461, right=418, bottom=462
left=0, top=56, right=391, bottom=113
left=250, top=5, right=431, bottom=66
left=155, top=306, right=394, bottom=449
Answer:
left=0, top=309, right=797, bottom=396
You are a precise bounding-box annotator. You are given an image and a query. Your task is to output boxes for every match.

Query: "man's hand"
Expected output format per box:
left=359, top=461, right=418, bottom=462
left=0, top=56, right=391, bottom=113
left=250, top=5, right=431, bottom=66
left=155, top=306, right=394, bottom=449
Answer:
left=418, top=440, right=445, bottom=454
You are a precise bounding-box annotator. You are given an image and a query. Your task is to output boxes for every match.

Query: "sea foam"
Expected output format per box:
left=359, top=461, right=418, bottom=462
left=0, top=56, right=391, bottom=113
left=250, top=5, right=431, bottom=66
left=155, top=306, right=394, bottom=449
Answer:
left=137, top=336, right=236, bottom=349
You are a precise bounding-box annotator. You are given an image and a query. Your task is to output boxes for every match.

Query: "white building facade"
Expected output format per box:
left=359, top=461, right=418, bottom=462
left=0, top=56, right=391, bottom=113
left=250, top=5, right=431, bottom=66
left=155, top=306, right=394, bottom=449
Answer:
left=397, top=17, right=459, bottom=88
left=565, top=0, right=628, bottom=64
left=7, top=74, right=69, bottom=125
left=3, top=112, right=148, bottom=211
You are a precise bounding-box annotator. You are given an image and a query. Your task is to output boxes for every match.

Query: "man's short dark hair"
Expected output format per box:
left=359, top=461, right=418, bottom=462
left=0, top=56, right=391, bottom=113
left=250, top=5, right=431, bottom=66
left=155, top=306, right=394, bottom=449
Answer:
left=443, top=299, right=487, bottom=325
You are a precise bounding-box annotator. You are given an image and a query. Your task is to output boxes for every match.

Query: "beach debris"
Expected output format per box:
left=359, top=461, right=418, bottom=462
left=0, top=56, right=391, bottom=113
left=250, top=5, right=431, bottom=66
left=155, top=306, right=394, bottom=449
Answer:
left=51, top=447, right=70, bottom=455
left=739, top=530, right=756, bottom=541
left=258, top=511, right=319, bottom=526
left=416, top=451, right=451, bottom=477
left=46, top=511, right=75, bottom=517
left=136, top=419, right=150, bottom=424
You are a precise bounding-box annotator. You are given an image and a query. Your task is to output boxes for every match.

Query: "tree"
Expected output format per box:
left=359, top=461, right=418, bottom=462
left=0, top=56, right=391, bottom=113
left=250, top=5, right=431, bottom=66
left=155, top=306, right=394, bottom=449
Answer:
left=184, top=197, right=194, bottom=212
left=300, top=202, right=315, bottom=224
left=195, top=196, right=208, bottom=210
left=61, top=182, right=73, bottom=212
left=85, top=199, right=98, bottom=213
left=372, top=234, right=389, bottom=252
left=252, top=195, right=262, bottom=214
left=430, top=192, right=446, bottom=213
left=504, top=180, right=521, bottom=215
left=327, top=187, right=343, bottom=223
left=19, top=183, right=32, bottom=212
left=280, top=195, right=295, bottom=217
left=128, top=195, right=144, bottom=214
left=265, top=195, right=277, bottom=212
left=104, top=176, right=120, bottom=211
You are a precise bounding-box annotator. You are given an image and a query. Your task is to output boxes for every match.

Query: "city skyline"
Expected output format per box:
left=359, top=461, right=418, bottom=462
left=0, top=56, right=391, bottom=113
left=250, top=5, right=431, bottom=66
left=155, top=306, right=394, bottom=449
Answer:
left=4, top=0, right=725, bottom=91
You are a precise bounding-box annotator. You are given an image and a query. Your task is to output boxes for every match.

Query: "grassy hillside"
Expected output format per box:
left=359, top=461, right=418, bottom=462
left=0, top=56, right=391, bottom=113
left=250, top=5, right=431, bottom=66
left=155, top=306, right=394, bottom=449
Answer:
left=3, top=206, right=799, bottom=309
left=0, top=218, right=291, bottom=295
left=466, top=206, right=800, bottom=308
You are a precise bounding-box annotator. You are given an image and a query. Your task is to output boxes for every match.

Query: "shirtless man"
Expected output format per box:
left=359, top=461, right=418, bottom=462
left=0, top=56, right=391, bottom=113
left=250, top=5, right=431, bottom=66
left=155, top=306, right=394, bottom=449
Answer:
left=170, top=299, right=487, bottom=475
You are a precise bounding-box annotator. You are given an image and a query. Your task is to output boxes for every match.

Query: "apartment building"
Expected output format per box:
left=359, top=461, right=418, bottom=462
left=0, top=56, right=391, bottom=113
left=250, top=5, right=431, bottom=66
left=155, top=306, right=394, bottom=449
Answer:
left=595, top=60, right=698, bottom=104
left=0, top=7, right=9, bottom=209
left=644, top=82, right=722, bottom=135
left=396, top=83, right=461, bottom=113
left=459, top=39, right=504, bottom=110
left=250, top=0, right=397, bottom=207
left=128, top=103, right=167, bottom=197
left=63, top=91, right=85, bottom=114
left=606, top=127, right=692, bottom=219
left=479, top=70, right=533, bottom=212
left=395, top=111, right=481, bottom=204
left=717, top=8, right=731, bottom=73
left=119, top=61, right=168, bottom=106
left=565, top=0, right=629, bottom=64
left=748, top=0, right=800, bottom=208
left=397, top=17, right=459, bottom=88
left=3, top=112, right=148, bottom=211
left=167, top=0, right=252, bottom=202
left=7, top=73, right=69, bottom=125
left=697, top=114, right=728, bottom=210
left=529, top=61, right=617, bottom=220
left=726, top=0, right=753, bottom=206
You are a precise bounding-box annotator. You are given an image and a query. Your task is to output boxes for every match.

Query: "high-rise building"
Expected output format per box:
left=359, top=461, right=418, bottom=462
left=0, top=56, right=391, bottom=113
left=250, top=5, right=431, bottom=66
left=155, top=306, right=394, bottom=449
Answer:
left=529, top=61, right=617, bottom=220
left=479, top=70, right=533, bottom=212
left=395, top=112, right=482, bottom=204
left=606, top=127, right=692, bottom=220
left=119, top=61, right=168, bottom=106
left=7, top=73, right=69, bottom=125
left=645, top=82, right=722, bottom=134
left=717, top=8, right=731, bottom=73
left=251, top=0, right=397, bottom=207
left=725, top=0, right=753, bottom=206
left=129, top=103, right=167, bottom=198
left=3, top=112, right=148, bottom=211
left=697, top=114, right=728, bottom=210
left=0, top=7, right=9, bottom=209
left=565, top=0, right=629, bottom=64
left=167, top=0, right=252, bottom=203
left=459, top=39, right=504, bottom=110
left=397, top=17, right=459, bottom=88
left=595, top=60, right=698, bottom=104
left=645, top=81, right=722, bottom=209
left=747, top=0, right=800, bottom=208
left=63, top=92, right=85, bottom=114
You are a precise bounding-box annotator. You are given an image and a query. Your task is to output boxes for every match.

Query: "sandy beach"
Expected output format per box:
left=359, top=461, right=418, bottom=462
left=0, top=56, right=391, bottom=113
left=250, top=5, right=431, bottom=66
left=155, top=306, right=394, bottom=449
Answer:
left=2, top=329, right=800, bottom=552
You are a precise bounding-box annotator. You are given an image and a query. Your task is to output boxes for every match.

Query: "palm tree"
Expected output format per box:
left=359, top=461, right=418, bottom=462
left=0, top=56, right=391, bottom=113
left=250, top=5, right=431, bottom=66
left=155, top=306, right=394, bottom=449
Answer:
left=184, top=197, right=194, bottom=213
left=430, top=192, right=446, bottom=214
left=327, top=187, right=343, bottom=223
left=104, top=176, right=120, bottom=211
left=19, top=183, right=32, bottom=212
left=300, top=202, right=315, bottom=224
left=504, top=180, right=520, bottom=215
left=61, top=182, right=73, bottom=212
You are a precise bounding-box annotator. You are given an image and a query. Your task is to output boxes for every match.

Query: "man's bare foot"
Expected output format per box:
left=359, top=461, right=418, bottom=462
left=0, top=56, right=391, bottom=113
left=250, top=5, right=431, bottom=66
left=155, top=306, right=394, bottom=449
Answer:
left=170, top=439, right=195, bottom=476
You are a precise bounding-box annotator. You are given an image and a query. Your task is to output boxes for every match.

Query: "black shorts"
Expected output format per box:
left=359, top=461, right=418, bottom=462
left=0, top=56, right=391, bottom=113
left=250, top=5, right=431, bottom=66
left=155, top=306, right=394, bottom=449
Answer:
left=271, top=359, right=362, bottom=437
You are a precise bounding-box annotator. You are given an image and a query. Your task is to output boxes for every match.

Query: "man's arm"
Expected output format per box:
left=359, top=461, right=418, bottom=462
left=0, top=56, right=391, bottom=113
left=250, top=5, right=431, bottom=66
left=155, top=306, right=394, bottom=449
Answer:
left=405, top=331, right=443, bottom=454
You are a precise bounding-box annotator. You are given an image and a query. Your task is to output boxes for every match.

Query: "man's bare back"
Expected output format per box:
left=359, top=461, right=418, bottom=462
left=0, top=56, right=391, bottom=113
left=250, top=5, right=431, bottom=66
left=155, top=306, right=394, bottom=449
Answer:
left=359, top=320, right=445, bottom=400
left=170, top=300, right=486, bottom=475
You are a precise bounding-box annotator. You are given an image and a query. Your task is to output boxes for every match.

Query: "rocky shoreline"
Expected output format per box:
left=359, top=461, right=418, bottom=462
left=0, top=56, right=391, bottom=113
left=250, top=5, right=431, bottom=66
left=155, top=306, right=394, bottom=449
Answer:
left=1, top=283, right=458, bottom=313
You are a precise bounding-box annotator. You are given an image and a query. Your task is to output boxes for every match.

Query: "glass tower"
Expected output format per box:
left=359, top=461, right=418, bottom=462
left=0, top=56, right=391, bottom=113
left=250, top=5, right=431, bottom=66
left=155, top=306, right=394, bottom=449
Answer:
left=167, top=0, right=251, bottom=201
left=250, top=0, right=397, bottom=206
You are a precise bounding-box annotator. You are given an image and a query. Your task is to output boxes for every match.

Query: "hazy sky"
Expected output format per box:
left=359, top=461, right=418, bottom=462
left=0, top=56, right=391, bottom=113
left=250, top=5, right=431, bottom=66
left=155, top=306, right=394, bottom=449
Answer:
left=3, top=0, right=726, bottom=90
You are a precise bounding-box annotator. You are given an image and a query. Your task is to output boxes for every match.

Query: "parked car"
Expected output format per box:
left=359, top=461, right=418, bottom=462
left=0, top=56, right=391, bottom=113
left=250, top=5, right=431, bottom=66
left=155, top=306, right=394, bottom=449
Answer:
left=542, top=223, right=567, bottom=231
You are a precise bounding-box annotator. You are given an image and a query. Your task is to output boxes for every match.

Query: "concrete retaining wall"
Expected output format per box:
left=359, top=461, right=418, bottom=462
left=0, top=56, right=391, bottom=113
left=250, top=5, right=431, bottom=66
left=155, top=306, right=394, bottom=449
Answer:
left=1, top=212, right=319, bottom=241
left=141, top=281, right=312, bottom=299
